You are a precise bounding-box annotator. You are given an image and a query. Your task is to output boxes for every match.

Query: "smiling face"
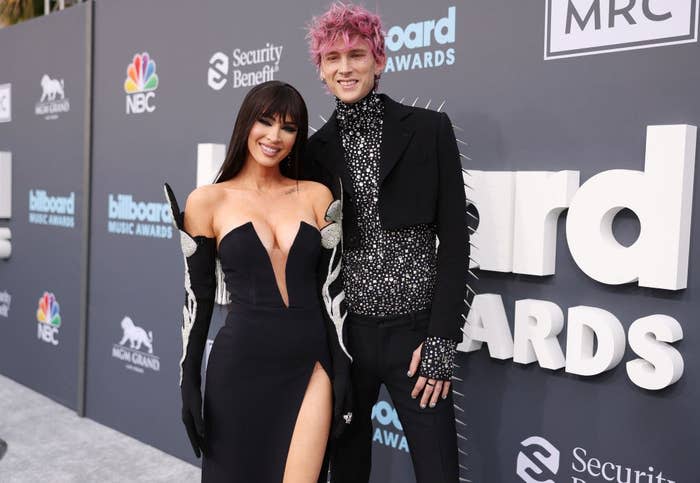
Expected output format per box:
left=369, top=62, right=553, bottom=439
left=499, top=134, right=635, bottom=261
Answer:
left=320, top=37, right=385, bottom=104
left=245, top=114, right=298, bottom=169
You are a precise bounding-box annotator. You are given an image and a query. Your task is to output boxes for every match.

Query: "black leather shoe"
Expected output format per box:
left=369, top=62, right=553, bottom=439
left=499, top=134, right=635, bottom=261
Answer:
left=0, top=438, right=7, bottom=460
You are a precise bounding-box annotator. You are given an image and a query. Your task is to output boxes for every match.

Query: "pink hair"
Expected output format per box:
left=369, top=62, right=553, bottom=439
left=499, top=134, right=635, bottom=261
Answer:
left=307, top=3, right=386, bottom=68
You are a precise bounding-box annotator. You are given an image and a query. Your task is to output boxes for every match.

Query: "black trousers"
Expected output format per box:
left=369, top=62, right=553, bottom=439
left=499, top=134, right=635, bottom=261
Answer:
left=330, top=311, right=459, bottom=483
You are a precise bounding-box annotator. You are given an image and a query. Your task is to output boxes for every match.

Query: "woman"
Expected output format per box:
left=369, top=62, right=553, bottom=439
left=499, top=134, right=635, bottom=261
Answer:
left=164, top=81, right=351, bottom=482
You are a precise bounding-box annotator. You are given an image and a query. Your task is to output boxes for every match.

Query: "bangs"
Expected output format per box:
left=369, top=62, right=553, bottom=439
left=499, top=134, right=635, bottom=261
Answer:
left=258, top=87, right=305, bottom=126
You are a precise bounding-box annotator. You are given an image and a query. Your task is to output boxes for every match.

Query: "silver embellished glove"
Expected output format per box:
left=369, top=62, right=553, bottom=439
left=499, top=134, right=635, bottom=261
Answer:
left=419, top=336, right=458, bottom=381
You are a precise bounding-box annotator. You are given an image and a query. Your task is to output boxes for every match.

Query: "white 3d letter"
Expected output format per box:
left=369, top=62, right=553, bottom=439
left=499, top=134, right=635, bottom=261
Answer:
left=512, top=171, right=579, bottom=275
left=458, top=294, right=514, bottom=359
left=197, top=144, right=226, bottom=187
left=466, top=171, right=515, bottom=272
left=0, top=152, right=11, bottom=259
left=626, top=315, right=684, bottom=390
left=565, top=306, right=626, bottom=376
left=513, top=299, right=566, bottom=370
left=566, top=125, right=696, bottom=290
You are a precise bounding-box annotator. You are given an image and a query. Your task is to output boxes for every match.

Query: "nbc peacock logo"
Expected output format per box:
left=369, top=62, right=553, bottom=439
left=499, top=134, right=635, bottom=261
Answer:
left=36, top=291, right=61, bottom=346
left=124, top=52, right=158, bottom=115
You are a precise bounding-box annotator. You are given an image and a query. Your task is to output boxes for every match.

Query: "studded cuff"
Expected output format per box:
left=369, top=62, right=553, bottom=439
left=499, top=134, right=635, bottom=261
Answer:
left=419, top=336, right=457, bottom=381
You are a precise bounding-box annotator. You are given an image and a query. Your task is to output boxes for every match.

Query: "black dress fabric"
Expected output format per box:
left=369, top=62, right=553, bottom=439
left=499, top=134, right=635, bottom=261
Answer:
left=202, top=221, right=332, bottom=482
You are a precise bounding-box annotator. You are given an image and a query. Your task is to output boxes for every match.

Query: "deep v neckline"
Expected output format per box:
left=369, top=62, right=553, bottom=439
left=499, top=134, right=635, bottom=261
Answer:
left=219, top=220, right=318, bottom=308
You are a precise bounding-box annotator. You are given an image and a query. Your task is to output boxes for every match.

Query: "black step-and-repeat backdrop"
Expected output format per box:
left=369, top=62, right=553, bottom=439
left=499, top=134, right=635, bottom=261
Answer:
left=2, top=1, right=700, bottom=482
left=0, top=6, right=87, bottom=410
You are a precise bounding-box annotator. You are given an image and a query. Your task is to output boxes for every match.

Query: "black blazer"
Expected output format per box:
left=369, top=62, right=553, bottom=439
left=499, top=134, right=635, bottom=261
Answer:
left=304, top=94, right=470, bottom=341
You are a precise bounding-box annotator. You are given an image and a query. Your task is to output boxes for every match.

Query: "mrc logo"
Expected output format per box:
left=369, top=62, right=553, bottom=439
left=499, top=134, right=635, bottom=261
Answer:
left=545, top=0, right=699, bottom=59
left=124, top=52, right=159, bottom=114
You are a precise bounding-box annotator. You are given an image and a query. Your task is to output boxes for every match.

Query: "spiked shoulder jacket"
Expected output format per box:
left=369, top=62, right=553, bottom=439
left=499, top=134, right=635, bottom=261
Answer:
left=305, top=94, right=471, bottom=344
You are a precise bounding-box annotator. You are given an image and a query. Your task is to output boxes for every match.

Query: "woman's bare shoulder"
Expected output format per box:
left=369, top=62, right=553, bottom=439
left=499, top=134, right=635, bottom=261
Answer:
left=183, top=184, right=224, bottom=236
left=299, top=180, right=333, bottom=202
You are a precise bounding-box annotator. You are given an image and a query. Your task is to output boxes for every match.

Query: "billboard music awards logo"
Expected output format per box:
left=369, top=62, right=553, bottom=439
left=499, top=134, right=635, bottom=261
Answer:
left=0, top=290, right=11, bottom=317
left=207, top=42, right=284, bottom=91
left=0, top=83, right=11, bottom=123
left=124, top=52, right=159, bottom=114
left=36, top=292, right=61, bottom=346
left=545, top=0, right=699, bottom=59
left=371, top=399, right=409, bottom=453
left=516, top=435, right=676, bottom=483
left=35, top=74, right=70, bottom=120
left=28, top=189, right=75, bottom=228
left=107, top=193, right=172, bottom=239
left=111, top=316, right=160, bottom=373
left=384, top=6, right=456, bottom=73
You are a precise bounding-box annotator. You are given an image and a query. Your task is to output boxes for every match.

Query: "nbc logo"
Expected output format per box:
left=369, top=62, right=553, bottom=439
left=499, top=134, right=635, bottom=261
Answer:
left=36, top=292, right=61, bottom=346
left=124, top=52, right=159, bottom=115
left=0, top=83, right=11, bottom=123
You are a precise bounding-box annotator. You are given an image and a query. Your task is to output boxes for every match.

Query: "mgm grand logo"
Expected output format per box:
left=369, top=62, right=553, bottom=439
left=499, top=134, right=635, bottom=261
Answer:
left=112, top=316, right=160, bottom=374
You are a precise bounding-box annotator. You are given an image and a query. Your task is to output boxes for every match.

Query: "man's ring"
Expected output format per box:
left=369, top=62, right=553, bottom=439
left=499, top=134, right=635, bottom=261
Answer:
left=426, top=381, right=435, bottom=386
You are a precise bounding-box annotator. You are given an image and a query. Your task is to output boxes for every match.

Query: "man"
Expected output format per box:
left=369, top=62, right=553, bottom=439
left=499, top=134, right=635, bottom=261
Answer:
left=305, top=4, right=470, bottom=482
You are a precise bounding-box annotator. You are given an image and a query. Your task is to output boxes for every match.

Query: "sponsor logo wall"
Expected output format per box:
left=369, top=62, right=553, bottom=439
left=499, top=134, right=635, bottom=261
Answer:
left=0, top=3, right=86, bottom=409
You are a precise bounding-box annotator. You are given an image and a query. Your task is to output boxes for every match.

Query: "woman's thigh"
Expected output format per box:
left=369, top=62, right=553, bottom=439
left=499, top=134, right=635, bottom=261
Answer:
left=283, top=361, right=332, bottom=483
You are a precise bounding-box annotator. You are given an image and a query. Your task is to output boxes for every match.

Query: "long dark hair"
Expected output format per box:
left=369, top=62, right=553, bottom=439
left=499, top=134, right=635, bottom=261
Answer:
left=215, top=81, right=308, bottom=183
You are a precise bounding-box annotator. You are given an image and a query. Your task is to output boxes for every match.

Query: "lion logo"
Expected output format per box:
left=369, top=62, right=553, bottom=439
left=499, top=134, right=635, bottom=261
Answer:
left=118, top=316, right=154, bottom=354
left=40, top=74, right=65, bottom=102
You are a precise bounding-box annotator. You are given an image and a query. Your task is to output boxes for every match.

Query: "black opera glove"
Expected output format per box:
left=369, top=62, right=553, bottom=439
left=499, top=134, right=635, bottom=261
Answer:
left=419, top=336, right=458, bottom=381
left=318, top=195, right=354, bottom=438
left=164, top=183, right=216, bottom=458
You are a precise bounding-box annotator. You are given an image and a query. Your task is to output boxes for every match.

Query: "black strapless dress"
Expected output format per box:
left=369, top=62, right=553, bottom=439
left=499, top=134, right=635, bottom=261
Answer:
left=202, top=221, right=332, bottom=482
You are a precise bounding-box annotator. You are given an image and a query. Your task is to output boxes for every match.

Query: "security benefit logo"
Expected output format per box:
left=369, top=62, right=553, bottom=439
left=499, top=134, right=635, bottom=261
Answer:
left=384, top=6, right=456, bottom=73
left=0, top=290, right=11, bottom=318
left=516, top=435, right=677, bottom=483
left=35, top=74, right=70, bottom=120
left=517, top=436, right=560, bottom=483
left=36, top=292, right=61, bottom=346
left=545, top=0, right=699, bottom=59
left=371, top=399, right=409, bottom=453
left=107, top=193, right=172, bottom=239
left=28, top=189, right=75, bottom=228
left=0, top=83, right=11, bottom=123
left=208, top=43, right=284, bottom=91
left=112, top=316, right=160, bottom=374
left=124, top=52, right=159, bottom=115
